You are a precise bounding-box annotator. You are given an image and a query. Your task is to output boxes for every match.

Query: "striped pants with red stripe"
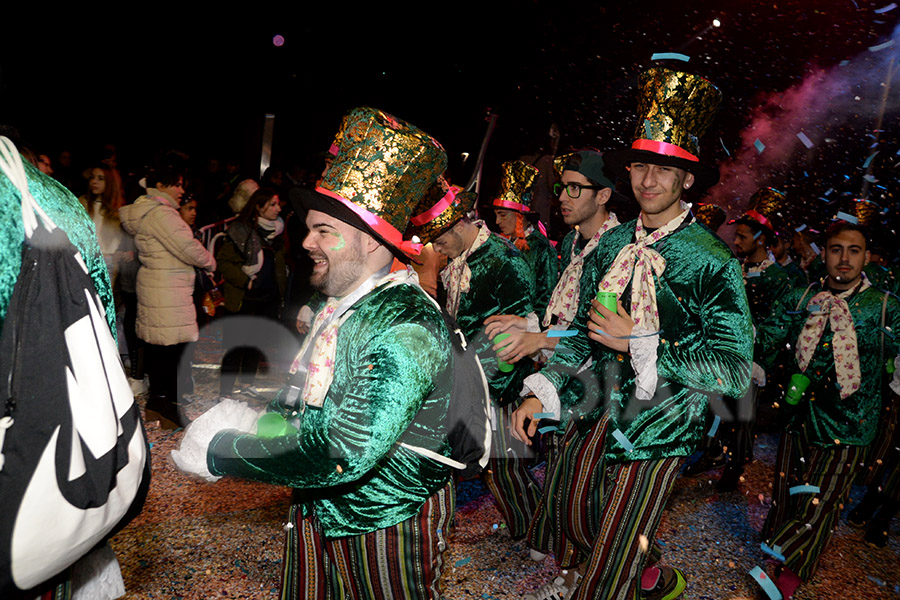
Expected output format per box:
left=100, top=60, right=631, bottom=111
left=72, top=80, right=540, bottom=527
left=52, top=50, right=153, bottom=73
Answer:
left=279, top=483, right=454, bottom=599
left=762, top=431, right=867, bottom=581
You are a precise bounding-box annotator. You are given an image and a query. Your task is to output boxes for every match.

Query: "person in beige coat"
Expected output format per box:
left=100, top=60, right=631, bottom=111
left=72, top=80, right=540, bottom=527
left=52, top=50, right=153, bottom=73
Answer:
left=120, top=165, right=215, bottom=428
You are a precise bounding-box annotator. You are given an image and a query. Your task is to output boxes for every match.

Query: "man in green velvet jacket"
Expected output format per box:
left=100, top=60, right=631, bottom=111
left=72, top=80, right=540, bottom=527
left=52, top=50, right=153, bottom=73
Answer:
left=755, top=220, right=900, bottom=598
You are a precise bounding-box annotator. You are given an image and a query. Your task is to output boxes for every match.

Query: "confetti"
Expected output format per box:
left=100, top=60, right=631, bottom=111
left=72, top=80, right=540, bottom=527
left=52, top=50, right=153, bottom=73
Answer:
left=760, top=542, right=785, bottom=562
left=720, top=138, right=731, bottom=157
left=538, top=426, right=557, bottom=434
left=839, top=60, right=851, bottom=66
left=546, top=330, right=579, bottom=338
left=862, top=151, right=879, bottom=168
left=809, top=243, right=820, bottom=255
left=747, top=271, right=762, bottom=278
left=454, top=557, right=471, bottom=567
left=534, top=412, right=556, bottom=419
left=750, top=566, right=781, bottom=600
left=835, top=211, right=859, bottom=224
left=612, top=428, right=634, bottom=452
left=789, top=485, right=821, bottom=495
left=795, top=224, right=807, bottom=232
left=875, top=3, right=897, bottom=13
left=863, top=174, right=878, bottom=182
left=650, top=52, right=691, bottom=62
left=754, top=139, right=766, bottom=154
left=796, top=132, right=814, bottom=148
left=708, top=415, right=722, bottom=437
left=869, top=40, right=895, bottom=52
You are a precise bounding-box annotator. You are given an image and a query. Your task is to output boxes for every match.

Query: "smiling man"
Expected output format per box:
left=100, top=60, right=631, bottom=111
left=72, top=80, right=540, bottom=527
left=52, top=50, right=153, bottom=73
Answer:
left=513, top=68, right=753, bottom=600
left=755, top=220, right=900, bottom=599
left=196, top=107, right=458, bottom=599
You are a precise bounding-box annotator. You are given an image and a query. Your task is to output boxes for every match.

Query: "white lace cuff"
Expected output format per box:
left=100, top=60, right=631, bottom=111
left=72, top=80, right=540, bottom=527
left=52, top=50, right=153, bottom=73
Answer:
left=171, top=399, right=261, bottom=482
left=522, top=372, right=560, bottom=419
left=629, top=329, right=659, bottom=401
left=71, top=543, right=125, bottom=600
left=525, top=311, right=541, bottom=333
left=751, top=362, right=767, bottom=387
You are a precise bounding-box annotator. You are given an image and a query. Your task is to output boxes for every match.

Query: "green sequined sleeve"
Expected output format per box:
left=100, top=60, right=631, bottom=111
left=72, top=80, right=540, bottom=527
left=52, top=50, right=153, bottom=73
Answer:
left=656, top=257, right=753, bottom=399
left=208, top=303, right=450, bottom=488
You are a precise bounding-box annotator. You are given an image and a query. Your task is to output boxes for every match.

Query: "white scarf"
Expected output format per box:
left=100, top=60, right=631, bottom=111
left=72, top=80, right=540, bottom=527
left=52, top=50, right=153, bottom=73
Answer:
left=441, top=221, right=492, bottom=319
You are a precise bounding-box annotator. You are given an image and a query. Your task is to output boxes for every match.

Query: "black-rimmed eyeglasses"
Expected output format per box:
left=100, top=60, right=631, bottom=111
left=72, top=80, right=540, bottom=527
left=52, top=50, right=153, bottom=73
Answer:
left=554, top=182, right=603, bottom=199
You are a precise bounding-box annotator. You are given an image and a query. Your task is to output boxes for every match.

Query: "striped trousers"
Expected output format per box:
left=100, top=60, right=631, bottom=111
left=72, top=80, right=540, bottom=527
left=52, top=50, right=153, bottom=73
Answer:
left=280, top=483, right=455, bottom=599
left=573, top=456, right=683, bottom=600
left=482, top=402, right=541, bottom=539
left=528, top=416, right=609, bottom=568
left=762, top=431, right=867, bottom=581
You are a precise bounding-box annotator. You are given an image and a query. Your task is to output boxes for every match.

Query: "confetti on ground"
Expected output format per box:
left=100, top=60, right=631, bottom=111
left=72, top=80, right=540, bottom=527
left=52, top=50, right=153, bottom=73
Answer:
left=761, top=542, right=786, bottom=562
left=796, top=132, right=814, bottom=149
left=650, top=52, right=690, bottom=62
left=455, top=557, right=472, bottom=567
left=790, top=485, right=822, bottom=495
left=754, top=139, right=766, bottom=154
left=750, top=566, right=783, bottom=600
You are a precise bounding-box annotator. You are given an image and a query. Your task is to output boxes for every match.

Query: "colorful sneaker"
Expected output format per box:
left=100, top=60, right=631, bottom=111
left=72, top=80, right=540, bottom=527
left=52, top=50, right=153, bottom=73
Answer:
left=641, top=566, right=687, bottom=600
left=524, top=573, right=579, bottom=600
left=529, top=549, right=548, bottom=562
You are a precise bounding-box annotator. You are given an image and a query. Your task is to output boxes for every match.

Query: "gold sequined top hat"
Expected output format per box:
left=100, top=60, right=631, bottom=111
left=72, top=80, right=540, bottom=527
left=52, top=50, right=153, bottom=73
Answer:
left=290, top=106, right=447, bottom=261
left=835, top=198, right=882, bottom=229
left=491, top=161, right=540, bottom=213
left=604, top=68, right=723, bottom=191
left=729, top=187, right=787, bottom=235
left=695, top=203, right=727, bottom=232
left=405, top=176, right=478, bottom=245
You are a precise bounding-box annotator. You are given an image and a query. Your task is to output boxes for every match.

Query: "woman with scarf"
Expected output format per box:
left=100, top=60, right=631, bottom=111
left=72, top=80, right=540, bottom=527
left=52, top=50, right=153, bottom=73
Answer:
left=216, top=187, right=287, bottom=396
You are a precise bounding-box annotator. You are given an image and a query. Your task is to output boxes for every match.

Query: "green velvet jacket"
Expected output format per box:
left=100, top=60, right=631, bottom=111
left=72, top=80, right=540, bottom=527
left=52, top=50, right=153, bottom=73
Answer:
left=755, top=281, right=900, bottom=447
left=454, top=233, right=536, bottom=405
left=865, top=263, right=899, bottom=296
left=780, top=259, right=808, bottom=288
left=0, top=158, right=115, bottom=335
left=541, top=219, right=754, bottom=464
left=744, top=262, right=793, bottom=328
left=208, top=282, right=453, bottom=538
left=521, top=230, right=559, bottom=320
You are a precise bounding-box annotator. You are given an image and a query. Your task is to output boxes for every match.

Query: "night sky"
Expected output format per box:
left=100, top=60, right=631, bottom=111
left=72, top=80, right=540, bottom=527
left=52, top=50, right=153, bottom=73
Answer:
left=3, top=1, right=899, bottom=228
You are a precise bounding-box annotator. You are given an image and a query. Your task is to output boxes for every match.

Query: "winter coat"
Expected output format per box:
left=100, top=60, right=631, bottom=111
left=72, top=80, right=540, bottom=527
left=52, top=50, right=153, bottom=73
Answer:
left=119, top=190, right=215, bottom=346
left=216, top=220, right=287, bottom=314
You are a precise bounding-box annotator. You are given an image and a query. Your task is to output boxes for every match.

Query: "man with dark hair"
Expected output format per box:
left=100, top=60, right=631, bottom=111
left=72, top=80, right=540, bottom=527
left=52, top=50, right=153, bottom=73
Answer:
left=514, top=68, right=753, bottom=599
left=755, top=219, right=900, bottom=599
left=411, top=183, right=540, bottom=544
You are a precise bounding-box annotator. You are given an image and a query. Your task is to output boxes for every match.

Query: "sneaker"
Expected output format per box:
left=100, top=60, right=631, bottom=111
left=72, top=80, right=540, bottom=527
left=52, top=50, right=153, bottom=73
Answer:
left=641, top=566, right=686, bottom=600
left=529, top=549, right=548, bottom=562
left=683, top=451, right=726, bottom=477
left=524, top=574, right=577, bottom=600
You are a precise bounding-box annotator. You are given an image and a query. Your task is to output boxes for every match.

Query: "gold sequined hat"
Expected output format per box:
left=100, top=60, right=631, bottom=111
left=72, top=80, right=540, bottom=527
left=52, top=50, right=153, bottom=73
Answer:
left=491, top=161, right=540, bottom=213
left=405, top=176, right=478, bottom=245
left=729, top=187, right=787, bottom=235
left=604, top=68, right=723, bottom=191
left=695, top=203, right=727, bottom=232
left=835, top=198, right=882, bottom=229
left=290, top=106, right=447, bottom=261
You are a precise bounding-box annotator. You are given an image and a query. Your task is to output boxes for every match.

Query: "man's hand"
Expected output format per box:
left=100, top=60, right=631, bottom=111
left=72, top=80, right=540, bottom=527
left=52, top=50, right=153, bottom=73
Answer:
left=484, top=314, right=529, bottom=338
left=492, top=331, right=553, bottom=363
left=510, top=395, right=544, bottom=445
left=587, top=299, right=634, bottom=353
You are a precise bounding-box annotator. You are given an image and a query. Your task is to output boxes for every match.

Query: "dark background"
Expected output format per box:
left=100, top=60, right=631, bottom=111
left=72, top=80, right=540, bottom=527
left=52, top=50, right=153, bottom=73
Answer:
left=2, top=1, right=899, bottom=227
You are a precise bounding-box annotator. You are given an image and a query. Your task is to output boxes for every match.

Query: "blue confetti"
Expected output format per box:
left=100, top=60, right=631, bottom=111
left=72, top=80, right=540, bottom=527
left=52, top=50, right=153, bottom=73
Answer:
left=875, top=3, right=897, bottom=13
left=789, top=484, right=821, bottom=495
left=840, top=60, right=851, bottom=66
left=836, top=211, right=859, bottom=224
left=754, top=139, right=766, bottom=154
left=644, top=119, right=654, bottom=139
left=750, top=566, right=781, bottom=600
left=534, top=412, right=555, bottom=419
left=795, top=224, right=807, bottom=232
left=454, top=557, right=471, bottom=567
left=651, top=52, right=691, bottom=62
left=538, top=425, right=557, bottom=434
left=796, top=132, right=814, bottom=149
left=760, top=542, right=785, bottom=562
left=612, top=429, right=635, bottom=452
left=863, top=174, right=877, bottom=182
left=867, top=575, right=887, bottom=586
left=869, top=40, right=895, bottom=52
left=708, top=414, right=722, bottom=437
left=720, top=137, right=731, bottom=157
left=809, top=243, right=820, bottom=255
left=547, top=330, right=579, bottom=338
left=863, top=151, right=879, bottom=168
left=824, top=188, right=834, bottom=196
left=747, top=271, right=762, bottom=278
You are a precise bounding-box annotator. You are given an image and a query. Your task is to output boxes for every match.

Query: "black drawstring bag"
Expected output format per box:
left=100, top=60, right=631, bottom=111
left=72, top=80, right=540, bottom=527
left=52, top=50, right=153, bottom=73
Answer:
left=0, top=138, right=150, bottom=596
